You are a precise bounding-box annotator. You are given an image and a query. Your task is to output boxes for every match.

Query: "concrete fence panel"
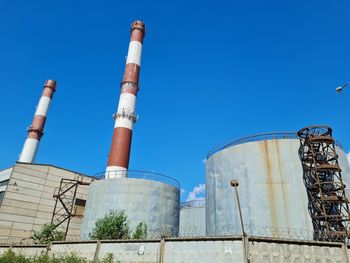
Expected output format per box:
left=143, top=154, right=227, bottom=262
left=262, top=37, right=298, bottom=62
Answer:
left=249, top=240, right=345, bottom=263
left=163, top=239, right=244, bottom=263
left=0, top=245, right=47, bottom=258
left=98, top=240, right=160, bottom=262
left=0, top=246, right=9, bottom=256
left=1, top=236, right=350, bottom=263
left=12, top=245, right=47, bottom=258
left=49, top=241, right=98, bottom=261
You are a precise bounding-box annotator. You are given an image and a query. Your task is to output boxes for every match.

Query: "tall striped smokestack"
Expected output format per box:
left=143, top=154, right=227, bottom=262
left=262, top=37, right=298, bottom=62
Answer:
left=106, top=20, right=145, bottom=179
left=19, top=80, right=56, bottom=163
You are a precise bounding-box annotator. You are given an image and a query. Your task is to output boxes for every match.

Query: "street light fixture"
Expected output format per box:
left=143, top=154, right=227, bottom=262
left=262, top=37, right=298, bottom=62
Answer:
left=335, top=82, right=350, bottom=93
left=230, top=179, right=246, bottom=236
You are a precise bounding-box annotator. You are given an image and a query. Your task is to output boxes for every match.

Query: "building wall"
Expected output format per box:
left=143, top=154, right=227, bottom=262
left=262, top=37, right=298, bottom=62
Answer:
left=0, top=163, right=93, bottom=242
left=80, top=178, right=180, bottom=240
left=206, top=138, right=350, bottom=237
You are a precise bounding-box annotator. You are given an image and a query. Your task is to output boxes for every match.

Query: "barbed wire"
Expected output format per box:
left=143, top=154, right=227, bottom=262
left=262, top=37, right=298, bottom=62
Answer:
left=2, top=224, right=349, bottom=245
left=0, top=237, right=36, bottom=246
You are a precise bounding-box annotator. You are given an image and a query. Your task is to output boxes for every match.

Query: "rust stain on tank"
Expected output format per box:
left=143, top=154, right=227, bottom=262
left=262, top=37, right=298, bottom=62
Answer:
left=261, top=141, right=277, bottom=228
left=275, top=140, right=290, bottom=228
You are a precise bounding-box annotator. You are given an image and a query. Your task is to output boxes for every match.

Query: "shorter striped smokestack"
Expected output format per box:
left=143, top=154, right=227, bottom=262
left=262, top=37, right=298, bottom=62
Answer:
left=19, top=80, right=57, bottom=163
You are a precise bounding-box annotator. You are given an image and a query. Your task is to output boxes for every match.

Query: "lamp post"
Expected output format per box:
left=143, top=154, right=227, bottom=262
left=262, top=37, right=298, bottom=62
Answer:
left=335, top=82, right=350, bottom=93
left=230, top=179, right=246, bottom=236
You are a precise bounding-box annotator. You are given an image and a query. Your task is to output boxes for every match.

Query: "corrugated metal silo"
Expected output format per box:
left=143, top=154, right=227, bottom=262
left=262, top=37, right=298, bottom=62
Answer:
left=206, top=132, right=350, bottom=239
left=179, top=200, right=206, bottom=237
left=81, top=171, right=180, bottom=239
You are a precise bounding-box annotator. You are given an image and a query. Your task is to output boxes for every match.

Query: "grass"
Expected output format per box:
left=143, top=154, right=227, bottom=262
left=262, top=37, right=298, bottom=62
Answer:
left=0, top=250, right=119, bottom=263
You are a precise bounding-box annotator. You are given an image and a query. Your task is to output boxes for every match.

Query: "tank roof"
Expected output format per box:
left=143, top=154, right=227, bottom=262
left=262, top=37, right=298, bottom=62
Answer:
left=94, top=169, right=180, bottom=189
left=180, top=199, right=206, bottom=209
left=207, top=131, right=344, bottom=159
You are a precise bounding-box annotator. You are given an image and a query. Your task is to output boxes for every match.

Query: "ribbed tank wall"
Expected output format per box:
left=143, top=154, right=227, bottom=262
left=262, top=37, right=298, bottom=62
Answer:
left=206, top=138, right=350, bottom=238
left=81, top=178, right=180, bottom=239
left=179, top=205, right=206, bottom=237
left=337, top=146, right=350, bottom=199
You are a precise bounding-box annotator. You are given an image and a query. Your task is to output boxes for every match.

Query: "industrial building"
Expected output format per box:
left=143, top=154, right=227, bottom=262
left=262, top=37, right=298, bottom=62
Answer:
left=0, top=162, right=93, bottom=242
left=206, top=131, right=350, bottom=240
left=0, top=20, right=181, bottom=243
left=1, top=19, right=350, bottom=257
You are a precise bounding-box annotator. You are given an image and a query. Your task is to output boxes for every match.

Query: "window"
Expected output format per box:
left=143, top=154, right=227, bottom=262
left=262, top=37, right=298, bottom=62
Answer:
left=0, top=180, right=8, bottom=188
left=0, top=191, right=5, bottom=207
left=75, top=198, right=86, bottom=206
left=74, top=198, right=86, bottom=216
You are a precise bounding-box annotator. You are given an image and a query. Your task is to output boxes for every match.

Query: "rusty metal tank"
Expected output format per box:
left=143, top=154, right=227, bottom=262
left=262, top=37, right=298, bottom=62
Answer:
left=205, top=132, right=350, bottom=238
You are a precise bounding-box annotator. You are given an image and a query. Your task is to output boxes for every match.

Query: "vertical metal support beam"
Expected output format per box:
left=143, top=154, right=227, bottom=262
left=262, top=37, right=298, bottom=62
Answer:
left=230, top=180, right=246, bottom=236
left=64, top=180, right=79, bottom=240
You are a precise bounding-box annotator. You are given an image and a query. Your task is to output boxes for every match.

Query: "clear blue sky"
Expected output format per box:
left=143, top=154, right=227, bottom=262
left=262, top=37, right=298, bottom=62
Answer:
left=0, top=0, right=349, bottom=201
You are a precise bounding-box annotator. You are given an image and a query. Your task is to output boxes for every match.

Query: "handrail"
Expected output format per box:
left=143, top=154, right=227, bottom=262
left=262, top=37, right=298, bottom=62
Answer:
left=94, top=170, right=180, bottom=189
left=180, top=199, right=206, bottom=209
left=207, top=131, right=344, bottom=159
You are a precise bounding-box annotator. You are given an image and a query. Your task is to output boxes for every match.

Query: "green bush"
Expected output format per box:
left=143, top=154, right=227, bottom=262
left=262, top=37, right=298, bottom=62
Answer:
left=0, top=250, right=88, bottom=263
left=100, top=253, right=114, bottom=263
left=0, top=250, right=31, bottom=263
left=89, top=210, right=147, bottom=240
left=32, top=223, right=65, bottom=244
left=132, top=222, right=147, bottom=239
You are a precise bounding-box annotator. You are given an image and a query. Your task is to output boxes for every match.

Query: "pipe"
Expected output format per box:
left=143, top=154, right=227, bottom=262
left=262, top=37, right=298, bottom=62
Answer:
left=106, top=20, right=146, bottom=179
left=19, top=80, right=56, bottom=163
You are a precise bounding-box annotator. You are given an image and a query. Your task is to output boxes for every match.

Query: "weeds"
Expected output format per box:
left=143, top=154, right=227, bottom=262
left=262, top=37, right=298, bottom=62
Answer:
left=0, top=250, right=120, bottom=263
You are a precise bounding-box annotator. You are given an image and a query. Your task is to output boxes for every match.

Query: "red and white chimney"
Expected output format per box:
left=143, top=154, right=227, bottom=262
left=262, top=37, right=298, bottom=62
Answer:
left=19, top=80, right=57, bottom=163
left=106, top=20, right=146, bottom=179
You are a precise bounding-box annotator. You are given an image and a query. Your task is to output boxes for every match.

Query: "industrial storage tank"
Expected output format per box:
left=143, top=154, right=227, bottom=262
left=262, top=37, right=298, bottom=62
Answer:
left=206, top=132, right=350, bottom=239
left=80, top=170, right=180, bottom=239
left=179, top=200, right=206, bottom=237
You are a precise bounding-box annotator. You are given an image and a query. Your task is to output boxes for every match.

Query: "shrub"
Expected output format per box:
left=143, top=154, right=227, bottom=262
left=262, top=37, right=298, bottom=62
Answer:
left=32, top=223, right=65, bottom=244
left=0, top=250, right=30, bottom=263
left=89, top=210, right=148, bottom=240
left=89, top=210, right=131, bottom=240
left=100, top=253, right=114, bottom=263
left=132, top=222, right=147, bottom=239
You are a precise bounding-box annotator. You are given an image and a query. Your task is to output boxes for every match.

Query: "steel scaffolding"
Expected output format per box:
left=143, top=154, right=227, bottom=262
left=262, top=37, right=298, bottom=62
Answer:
left=298, top=125, right=350, bottom=242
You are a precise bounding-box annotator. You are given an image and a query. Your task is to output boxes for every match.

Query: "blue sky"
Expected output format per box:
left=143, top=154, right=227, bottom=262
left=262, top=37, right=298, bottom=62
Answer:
left=0, top=0, right=349, bottom=201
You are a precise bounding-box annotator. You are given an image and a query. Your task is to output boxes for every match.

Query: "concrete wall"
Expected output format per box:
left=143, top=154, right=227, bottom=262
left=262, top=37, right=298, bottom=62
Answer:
left=80, top=178, right=180, bottom=240
left=0, top=237, right=349, bottom=263
left=0, top=163, right=93, bottom=242
left=206, top=138, right=350, bottom=238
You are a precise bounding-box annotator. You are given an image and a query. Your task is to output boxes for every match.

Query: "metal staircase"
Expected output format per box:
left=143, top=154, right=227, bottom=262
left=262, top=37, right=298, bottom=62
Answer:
left=51, top=177, right=91, bottom=239
left=298, top=126, right=350, bottom=242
